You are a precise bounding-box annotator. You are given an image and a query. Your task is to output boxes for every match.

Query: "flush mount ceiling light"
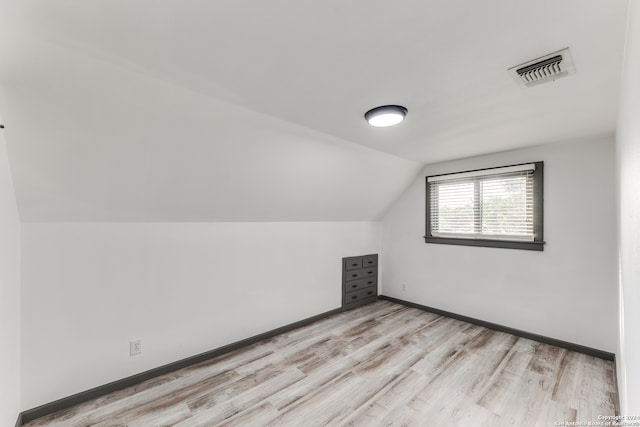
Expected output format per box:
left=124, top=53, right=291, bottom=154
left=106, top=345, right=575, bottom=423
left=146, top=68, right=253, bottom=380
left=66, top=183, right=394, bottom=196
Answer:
left=364, top=105, right=407, bottom=127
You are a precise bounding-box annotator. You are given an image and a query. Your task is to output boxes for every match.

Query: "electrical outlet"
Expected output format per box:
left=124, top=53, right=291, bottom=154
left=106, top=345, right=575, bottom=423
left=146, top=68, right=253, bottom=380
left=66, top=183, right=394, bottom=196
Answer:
left=130, top=339, right=142, bottom=356
left=402, top=283, right=407, bottom=291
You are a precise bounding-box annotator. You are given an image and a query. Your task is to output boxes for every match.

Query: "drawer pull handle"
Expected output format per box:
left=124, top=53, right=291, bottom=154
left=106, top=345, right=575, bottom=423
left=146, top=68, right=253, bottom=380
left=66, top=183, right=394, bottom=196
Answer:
left=367, top=291, right=373, bottom=295
left=352, top=274, right=357, bottom=277
left=352, top=263, right=358, bottom=266
left=352, top=295, right=357, bottom=299
left=367, top=261, right=373, bottom=264
left=368, top=271, right=373, bottom=274
left=367, top=281, right=373, bottom=284
left=351, top=284, right=357, bottom=288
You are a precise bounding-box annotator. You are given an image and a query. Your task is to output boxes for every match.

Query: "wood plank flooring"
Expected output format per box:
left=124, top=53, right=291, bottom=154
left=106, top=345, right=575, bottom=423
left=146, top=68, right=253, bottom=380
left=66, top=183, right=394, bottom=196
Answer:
left=24, top=301, right=618, bottom=427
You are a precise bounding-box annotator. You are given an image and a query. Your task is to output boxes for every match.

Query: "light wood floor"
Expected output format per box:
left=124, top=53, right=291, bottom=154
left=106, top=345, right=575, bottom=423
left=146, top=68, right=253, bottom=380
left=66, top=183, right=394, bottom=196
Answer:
left=25, top=301, right=617, bottom=427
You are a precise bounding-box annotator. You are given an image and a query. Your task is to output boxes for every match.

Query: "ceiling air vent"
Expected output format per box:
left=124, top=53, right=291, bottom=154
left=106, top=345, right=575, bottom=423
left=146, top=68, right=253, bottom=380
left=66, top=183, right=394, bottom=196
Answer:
left=508, top=48, right=575, bottom=87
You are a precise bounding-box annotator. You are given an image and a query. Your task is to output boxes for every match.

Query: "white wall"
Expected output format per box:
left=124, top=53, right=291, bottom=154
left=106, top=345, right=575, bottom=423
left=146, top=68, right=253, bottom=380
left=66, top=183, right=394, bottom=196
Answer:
left=20, top=221, right=380, bottom=409
left=0, top=130, right=21, bottom=425
left=382, top=136, right=618, bottom=352
left=616, top=0, right=640, bottom=415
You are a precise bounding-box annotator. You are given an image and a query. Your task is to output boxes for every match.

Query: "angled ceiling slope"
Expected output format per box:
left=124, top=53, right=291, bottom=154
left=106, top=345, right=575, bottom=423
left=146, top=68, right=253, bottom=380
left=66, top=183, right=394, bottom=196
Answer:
left=0, top=1, right=422, bottom=222
left=0, top=0, right=628, bottom=221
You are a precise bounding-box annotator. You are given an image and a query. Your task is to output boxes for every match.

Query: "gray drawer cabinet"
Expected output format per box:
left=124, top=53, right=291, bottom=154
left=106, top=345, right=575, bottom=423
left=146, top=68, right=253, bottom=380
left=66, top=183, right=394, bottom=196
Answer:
left=342, top=254, right=378, bottom=307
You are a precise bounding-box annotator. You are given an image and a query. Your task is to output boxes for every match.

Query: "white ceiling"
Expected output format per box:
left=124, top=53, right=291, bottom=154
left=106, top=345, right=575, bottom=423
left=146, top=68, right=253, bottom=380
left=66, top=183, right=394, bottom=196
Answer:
left=0, top=0, right=629, bottom=221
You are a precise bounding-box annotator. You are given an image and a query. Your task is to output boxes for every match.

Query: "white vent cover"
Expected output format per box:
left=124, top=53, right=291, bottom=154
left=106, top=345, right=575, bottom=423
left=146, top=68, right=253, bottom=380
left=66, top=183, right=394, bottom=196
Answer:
left=509, top=48, right=575, bottom=87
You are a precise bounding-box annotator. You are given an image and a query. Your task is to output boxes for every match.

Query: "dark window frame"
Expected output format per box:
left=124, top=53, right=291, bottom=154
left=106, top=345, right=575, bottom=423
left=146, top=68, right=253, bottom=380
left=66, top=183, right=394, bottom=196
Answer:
left=425, top=161, right=544, bottom=251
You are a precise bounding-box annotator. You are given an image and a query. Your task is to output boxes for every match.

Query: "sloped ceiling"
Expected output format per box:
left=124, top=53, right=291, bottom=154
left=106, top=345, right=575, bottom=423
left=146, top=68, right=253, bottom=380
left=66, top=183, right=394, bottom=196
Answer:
left=0, top=0, right=629, bottom=221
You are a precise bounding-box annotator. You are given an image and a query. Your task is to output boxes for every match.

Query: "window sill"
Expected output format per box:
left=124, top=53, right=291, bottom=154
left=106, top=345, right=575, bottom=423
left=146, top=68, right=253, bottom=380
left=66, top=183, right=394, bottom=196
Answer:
left=423, top=236, right=544, bottom=251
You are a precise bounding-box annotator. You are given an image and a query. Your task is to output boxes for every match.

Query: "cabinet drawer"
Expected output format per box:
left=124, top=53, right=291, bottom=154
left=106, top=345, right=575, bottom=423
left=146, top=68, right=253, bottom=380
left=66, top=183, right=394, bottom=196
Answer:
left=362, top=255, right=378, bottom=267
left=344, top=277, right=377, bottom=293
left=345, top=286, right=377, bottom=304
left=345, top=267, right=377, bottom=281
left=344, top=257, right=362, bottom=271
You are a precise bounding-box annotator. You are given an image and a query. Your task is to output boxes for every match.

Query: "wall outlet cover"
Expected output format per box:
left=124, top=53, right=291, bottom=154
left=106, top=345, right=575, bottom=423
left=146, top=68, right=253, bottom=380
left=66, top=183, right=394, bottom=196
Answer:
left=130, top=339, right=142, bottom=356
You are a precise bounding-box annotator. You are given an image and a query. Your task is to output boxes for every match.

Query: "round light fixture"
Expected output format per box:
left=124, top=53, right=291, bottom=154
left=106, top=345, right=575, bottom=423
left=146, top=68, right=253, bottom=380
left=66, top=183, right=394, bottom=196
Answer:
left=364, top=105, right=407, bottom=127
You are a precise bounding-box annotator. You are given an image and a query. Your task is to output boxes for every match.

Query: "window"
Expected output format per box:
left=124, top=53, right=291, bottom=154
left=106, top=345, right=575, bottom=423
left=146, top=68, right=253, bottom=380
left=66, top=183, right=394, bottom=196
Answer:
left=425, top=162, right=544, bottom=251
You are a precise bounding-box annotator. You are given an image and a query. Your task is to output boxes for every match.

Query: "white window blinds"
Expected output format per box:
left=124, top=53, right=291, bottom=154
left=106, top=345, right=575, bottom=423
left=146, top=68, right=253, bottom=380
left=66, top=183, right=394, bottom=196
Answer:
left=427, top=164, right=536, bottom=241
